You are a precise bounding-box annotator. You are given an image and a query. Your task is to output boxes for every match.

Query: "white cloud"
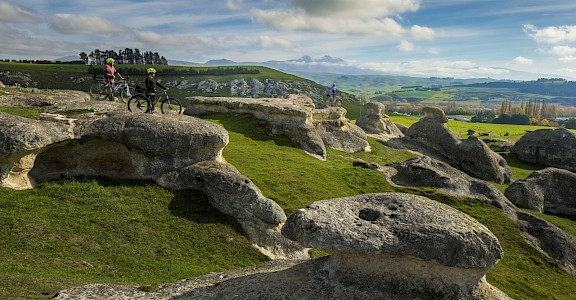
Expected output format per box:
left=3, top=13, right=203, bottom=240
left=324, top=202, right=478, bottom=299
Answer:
left=562, top=68, right=576, bottom=74
left=134, top=31, right=166, bottom=44
left=359, top=60, right=510, bottom=78
left=397, top=40, right=414, bottom=52
left=226, top=0, right=244, bottom=10
left=409, top=25, right=435, bottom=40
left=0, top=2, right=43, bottom=23
left=259, top=35, right=294, bottom=50
left=251, top=8, right=429, bottom=37
left=50, top=14, right=128, bottom=35
left=523, top=24, right=576, bottom=44
left=511, top=56, right=533, bottom=65
left=560, top=56, right=576, bottom=62
left=549, top=45, right=576, bottom=56
left=288, top=0, right=420, bottom=18
left=250, top=0, right=433, bottom=39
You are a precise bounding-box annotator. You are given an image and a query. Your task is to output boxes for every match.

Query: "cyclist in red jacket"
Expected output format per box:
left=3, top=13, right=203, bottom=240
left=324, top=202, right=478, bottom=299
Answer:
left=104, top=58, right=124, bottom=101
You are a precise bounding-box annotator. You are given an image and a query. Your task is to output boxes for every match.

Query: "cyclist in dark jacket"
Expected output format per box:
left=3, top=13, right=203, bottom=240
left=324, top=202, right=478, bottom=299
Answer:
left=144, top=68, right=166, bottom=113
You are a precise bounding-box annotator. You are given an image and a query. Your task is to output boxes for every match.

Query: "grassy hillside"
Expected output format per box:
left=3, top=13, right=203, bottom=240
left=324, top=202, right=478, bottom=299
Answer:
left=0, top=62, right=331, bottom=104
left=1, top=106, right=575, bottom=299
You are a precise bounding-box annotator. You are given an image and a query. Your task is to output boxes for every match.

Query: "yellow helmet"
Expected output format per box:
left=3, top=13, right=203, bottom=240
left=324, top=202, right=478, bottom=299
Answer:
left=106, top=58, right=115, bottom=63
left=147, top=68, right=157, bottom=73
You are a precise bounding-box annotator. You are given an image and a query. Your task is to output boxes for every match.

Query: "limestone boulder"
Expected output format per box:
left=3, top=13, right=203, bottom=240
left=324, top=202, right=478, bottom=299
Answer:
left=282, top=192, right=506, bottom=299
left=158, top=161, right=307, bottom=259
left=185, top=95, right=369, bottom=160
left=511, top=128, right=576, bottom=172
left=356, top=102, right=404, bottom=140
left=380, top=156, right=517, bottom=216
left=516, top=210, right=576, bottom=275
left=0, top=112, right=70, bottom=189
left=396, top=106, right=513, bottom=184
left=505, top=167, right=576, bottom=216
left=312, top=107, right=370, bottom=153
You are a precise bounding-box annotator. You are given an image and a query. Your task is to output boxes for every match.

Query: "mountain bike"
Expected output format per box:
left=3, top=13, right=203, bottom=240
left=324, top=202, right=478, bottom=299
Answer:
left=127, top=87, right=183, bottom=115
left=89, top=75, right=134, bottom=103
left=326, top=90, right=341, bottom=107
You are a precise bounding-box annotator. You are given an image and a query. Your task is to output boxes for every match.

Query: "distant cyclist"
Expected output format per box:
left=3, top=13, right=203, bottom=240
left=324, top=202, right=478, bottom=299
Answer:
left=145, top=68, right=167, bottom=113
left=327, top=82, right=337, bottom=105
left=104, top=58, right=124, bottom=101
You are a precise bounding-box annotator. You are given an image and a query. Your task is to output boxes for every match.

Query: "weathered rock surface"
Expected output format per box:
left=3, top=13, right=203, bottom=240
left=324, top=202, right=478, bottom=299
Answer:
left=0, top=112, right=71, bottom=189
left=380, top=156, right=517, bottom=216
left=388, top=106, right=513, bottom=184
left=505, top=167, right=576, bottom=216
left=282, top=192, right=508, bottom=299
left=184, top=95, right=370, bottom=160
left=0, top=90, right=305, bottom=259
left=516, top=210, right=576, bottom=275
left=511, top=128, right=576, bottom=172
left=355, top=102, right=404, bottom=140
left=362, top=156, right=576, bottom=275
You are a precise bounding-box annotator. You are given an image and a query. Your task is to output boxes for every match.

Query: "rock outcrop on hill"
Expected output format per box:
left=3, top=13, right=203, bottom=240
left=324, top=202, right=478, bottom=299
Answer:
left=184, top=95, right=370, bottom=160
left=378, top=156, right=517, bottom=216
left=511, top=128, right=576, bottom=172
left=505, top=167, right=576, bottom=216
left=356, top=156, right=576, bottom=275
left=355, top=102, right=404, bottom=140
left=388, top=106, right=513, bottom=184
left=52, top=193, right=511, bottom=300
left=0, top=90, right=306, bottom=259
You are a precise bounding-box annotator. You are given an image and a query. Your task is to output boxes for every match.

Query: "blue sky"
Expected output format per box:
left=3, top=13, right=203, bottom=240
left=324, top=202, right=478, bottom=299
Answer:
left=2, top=0, right=576, bottom=79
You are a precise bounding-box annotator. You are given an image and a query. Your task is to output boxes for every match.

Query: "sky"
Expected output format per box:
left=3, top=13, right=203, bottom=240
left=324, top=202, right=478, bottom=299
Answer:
left=2, top=0, right=576, bottom=80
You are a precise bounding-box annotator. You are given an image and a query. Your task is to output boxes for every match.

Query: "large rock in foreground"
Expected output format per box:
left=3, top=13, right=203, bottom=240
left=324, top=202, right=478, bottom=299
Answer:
left=283, top=193, right=506, bottom=299
left=511, top=128, right=576, bottom=172
left=505, top=167, right=576, bottom=216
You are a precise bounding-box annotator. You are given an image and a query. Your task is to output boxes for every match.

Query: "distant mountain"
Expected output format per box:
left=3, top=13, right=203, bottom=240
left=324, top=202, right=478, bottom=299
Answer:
left=205, top=59, right=237, bottom=66
left=167, top=59, right=204, bottom=66
left=53, top=55, right=80, bottom=62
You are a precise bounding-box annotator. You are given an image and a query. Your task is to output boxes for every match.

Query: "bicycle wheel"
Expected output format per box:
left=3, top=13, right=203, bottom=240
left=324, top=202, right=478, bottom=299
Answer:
left=161, top=97, right=183, bottom=114
left=120, top=86, right=134, bottom=104
left=89, top=81, right=108, bottom=101
left=127, top=94, right=149, bottom=113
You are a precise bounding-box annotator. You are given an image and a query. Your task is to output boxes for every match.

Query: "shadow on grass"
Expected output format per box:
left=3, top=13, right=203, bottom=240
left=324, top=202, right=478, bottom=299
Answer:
left=169, top=189, right=248, bottom=236
left=502, top=153, right=547, bottom=172
left=42, top=175, right=157, bottom=187
left=202, top=113, right=294, bottom=147
left=41, top=176, right=248, bottom=236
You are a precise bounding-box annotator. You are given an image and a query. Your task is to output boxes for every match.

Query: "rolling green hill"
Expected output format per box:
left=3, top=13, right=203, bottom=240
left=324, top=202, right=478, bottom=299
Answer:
left=295, top=72, right=576, bottom=109
left=0, top=62, right=359, bottom=105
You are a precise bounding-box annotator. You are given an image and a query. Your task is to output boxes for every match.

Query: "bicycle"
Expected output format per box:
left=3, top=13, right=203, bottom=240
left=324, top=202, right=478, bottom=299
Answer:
left=326, top=90, right=341, bottom=107
left=127, top=87, right=183, bottom=115
left=89, top=75, right=134, bottom=103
